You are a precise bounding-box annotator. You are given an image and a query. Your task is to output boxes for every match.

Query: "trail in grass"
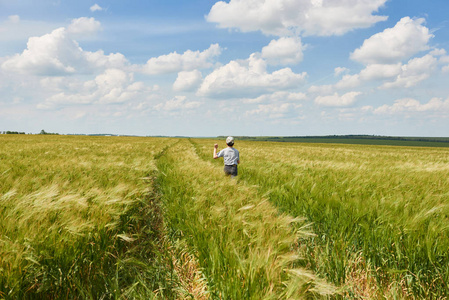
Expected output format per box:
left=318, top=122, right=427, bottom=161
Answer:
left=189, top=138, right=449, bottom=299
left=155, top=139, right=334, bottom=299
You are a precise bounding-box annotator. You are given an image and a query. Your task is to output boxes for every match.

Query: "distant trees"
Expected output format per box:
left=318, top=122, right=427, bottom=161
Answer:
left=0, top=130, right=58, bottom=135
left=39, top=129, right=59, bottom=135
left=2, top=131, right=26, bottom=134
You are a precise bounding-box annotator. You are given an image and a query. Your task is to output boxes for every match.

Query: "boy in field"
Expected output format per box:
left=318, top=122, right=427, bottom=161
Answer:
left=213, top=136, right=240, bottom=177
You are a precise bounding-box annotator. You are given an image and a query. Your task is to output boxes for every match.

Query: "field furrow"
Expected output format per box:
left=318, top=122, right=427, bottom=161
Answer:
left=191, top=138, right=449, bottom=299
left=156, top=139, right=334, bottom=299
left=2, top=135, right=448, bottom=299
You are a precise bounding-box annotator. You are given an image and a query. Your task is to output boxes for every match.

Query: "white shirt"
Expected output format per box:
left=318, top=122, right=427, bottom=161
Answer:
left=217, top=147, right=239, bottom=165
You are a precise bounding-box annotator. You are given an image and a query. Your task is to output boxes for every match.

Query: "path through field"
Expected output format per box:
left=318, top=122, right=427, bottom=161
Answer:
left=190, top=138, right=449, bottom=299
left=155, top=139, right=334, bottom=299
left=2, top=135, right=448, bottom=299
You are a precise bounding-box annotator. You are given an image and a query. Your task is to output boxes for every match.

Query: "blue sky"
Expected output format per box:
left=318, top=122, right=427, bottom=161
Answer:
left=1, top=0, right=448, bottom=136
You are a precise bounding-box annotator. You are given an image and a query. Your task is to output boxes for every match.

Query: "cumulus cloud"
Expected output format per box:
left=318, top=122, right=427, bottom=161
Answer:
left=359, top=63, right=402, bottom=81
left=315, top=91, right=362, bottom=107
left=198, top=54, right=307, bottom=98
left=37, top=68, right=149, bottom=109
left=380, top=54, right=437, bottom=89
left=308, top=84, right=334, bottom=95
left=430, top=48, right=446, bottom=57
left=1, top=22, right=127, bottom=76
left=243, top=91, right=307, bottom=104
left=243, top=90, right=306, bottom=120
left=90, top=4, right=103, bottom=12
left=67, top=17, right=102, bottom=35
left=334, top=67, right=349, bottom=76
left=173, top=70, right=203, bottom=92
left=246, top=102, right=298, bottom=119
left=319, top=52, right=438, bottom=93
left=2, top=28, right=82, bottom=75
left=142, top=44, right=221, bottom=75
left=261, top=37, right=304, bottom=65
left=334, top=74, right=361, bottom=89
left=374, top=97, right=449, bottom=115
left=351, top=17, right=433, bottom=65
left=330, top=63, right=402, bottom=89
left=439, top=53, right=449, bottom=72
left=207, top=0, right=387, bottom=37
left=154, top=96, right=201, bottom=112
left=84, top=50, right=128, bottom=70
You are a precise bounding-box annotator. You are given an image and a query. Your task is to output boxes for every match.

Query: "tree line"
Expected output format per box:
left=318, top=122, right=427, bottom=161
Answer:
left=1, top=131, right=26, bottom=134
left=1, top=130, right=59, bottom=135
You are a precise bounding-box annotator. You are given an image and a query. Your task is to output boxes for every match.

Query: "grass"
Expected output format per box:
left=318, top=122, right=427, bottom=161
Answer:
left=2, top=134, right=448, bottom=299
left=0, top=135, right=179, bottom=298
left=156, top=139, right=334, bottom=299
left=192, top=138, right=449, bottom=298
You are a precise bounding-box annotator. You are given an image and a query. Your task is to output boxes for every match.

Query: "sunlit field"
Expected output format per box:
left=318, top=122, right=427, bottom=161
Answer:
left=1, top=135, right=448, bottom=298
left=193, top=138, right=449, bottom=299
left=0, top=135, right=179, bottom=298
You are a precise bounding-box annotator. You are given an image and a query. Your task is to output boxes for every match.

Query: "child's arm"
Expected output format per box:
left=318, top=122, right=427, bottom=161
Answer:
left=213, top=144, right=219, bottom=159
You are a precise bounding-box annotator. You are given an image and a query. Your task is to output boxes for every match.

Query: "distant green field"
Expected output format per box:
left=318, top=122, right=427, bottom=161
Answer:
left=223, top=135, right=449, bottom=147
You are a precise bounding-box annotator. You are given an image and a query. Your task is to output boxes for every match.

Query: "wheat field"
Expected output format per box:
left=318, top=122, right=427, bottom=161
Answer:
left=1, top=135, right=448, bottom=298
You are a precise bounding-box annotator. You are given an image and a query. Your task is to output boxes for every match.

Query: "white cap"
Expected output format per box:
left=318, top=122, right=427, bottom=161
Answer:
left=226, top=136, right=234, bottom=144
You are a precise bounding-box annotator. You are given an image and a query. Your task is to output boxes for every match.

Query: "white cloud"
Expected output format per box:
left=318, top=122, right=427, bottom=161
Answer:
left=308, top=84, right=334, bottom=95
left=351, top=17, right=433, bottom=65
left=312, top=53, right=437, bottom=95
left=198, top=54, right=307, bottom=98
left=90, top=4, right=103, bottom=12
left=315, top=91, right=362, bottom=107
left=207, top=0, right=387, bottom=37
left=142, top=44, right=221, bottom=75
left=359, top=63, right=402, bottom=81
left=67, top=17, right=102, bottom=35
left=84, top=50, right=128, bottom=70
left=334, top=67, right=349, bottom=76
left=335, top=74, right=361, bottom=89
left=244, top=91, right=305, bottom=120
left=440, top=55, right=449, bottom=64
left=439, top=54, right=449, bottom=72
left=246, top=102, right=297, bottom=119
left=37, top=68, right=149, bottom=109
left=330, top=63, right=402, bottom=90
left=154, top=96, right=201, bottom=112
left=2, top=28, right=82, bottom=75
left=430, top=48, right=446, bottom=57
left=243, top=91, right=307, bottom=104
left=173, top=70, right=203, bottom=92
left=1, top=23, right=128, bottom=76
left=261, top=37, right=304, bottom=65
left=380, top=54, right=437, bottom=89
left=374, top=97, right=449, bottom=115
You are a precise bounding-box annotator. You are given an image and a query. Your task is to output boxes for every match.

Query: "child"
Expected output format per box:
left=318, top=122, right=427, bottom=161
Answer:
left=213, top=136, right=240, bottom=177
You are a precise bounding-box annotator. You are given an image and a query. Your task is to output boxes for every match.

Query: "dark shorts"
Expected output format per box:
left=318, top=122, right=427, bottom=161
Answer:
left=224, top=165, right=238, bottom=177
